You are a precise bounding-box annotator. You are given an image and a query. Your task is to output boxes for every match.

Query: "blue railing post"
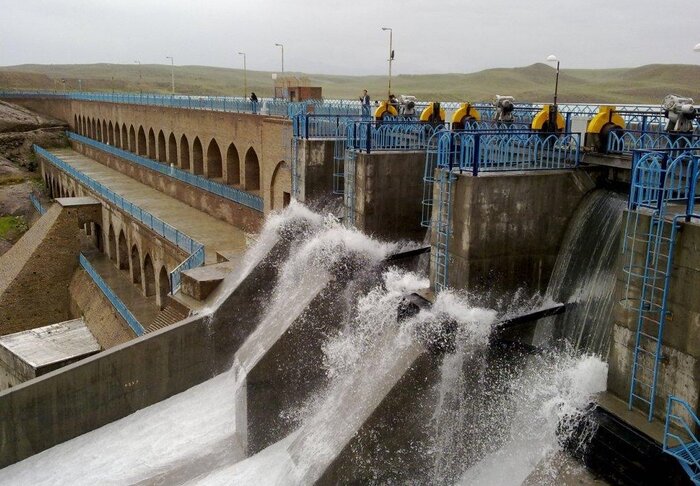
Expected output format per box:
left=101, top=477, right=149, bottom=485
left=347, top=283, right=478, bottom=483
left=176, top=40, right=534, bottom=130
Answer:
left=366, top=122, right=372, bottom=154
left=472, top=134, right=480, bottom=177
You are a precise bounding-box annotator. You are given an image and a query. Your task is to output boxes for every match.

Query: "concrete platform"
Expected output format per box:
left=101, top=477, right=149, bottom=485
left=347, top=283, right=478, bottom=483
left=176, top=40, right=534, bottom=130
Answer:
left=48, top=148, right=248, bottom=264
left=181, top=261, right=238, bottom=301
left=597, top=391, right=665, bottom=444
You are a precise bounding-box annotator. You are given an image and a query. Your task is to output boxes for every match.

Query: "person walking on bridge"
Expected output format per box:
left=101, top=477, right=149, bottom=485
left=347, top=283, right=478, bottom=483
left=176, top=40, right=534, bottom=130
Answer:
left=250, top=92, right=259, bottom=114
left=360, top=89, right=370, bottom=118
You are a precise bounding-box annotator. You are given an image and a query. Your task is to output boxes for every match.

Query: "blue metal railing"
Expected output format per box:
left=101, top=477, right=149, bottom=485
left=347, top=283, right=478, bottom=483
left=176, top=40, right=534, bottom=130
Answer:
left=664, top=396, right=700, bottom=485
left=28, top=194, right=145, bottom=336
left=67, top=132, right=263, bottom=212
left=79, top=253, right=145, bottom=335
left=293, top=114, right=365, bottom=139
left=608, top=130, right=700, bottom=155
left=347, top=121, right=447, bottom=154
left=33, top=145, right=205, bottom=292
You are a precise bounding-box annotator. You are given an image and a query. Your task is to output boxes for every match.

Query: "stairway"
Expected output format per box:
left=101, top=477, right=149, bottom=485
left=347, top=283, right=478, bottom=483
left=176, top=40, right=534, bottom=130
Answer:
left=146, top=300, right=190, bottom=333
left=664, top=396, right=700, bottom=485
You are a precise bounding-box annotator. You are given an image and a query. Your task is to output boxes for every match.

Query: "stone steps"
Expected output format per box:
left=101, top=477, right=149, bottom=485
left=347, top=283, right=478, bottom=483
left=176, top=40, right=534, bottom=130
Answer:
left=146, top=300, right=190, bottom=333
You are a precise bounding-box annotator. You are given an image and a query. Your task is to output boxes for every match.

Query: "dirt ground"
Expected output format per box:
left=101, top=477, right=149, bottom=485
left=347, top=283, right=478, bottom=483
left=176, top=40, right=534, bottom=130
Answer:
left=0, top=101, right=68, bottom=255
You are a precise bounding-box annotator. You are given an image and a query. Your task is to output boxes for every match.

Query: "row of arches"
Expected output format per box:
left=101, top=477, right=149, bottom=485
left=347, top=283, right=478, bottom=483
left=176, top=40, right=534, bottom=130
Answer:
left=73, top=115, right=261, bottom=191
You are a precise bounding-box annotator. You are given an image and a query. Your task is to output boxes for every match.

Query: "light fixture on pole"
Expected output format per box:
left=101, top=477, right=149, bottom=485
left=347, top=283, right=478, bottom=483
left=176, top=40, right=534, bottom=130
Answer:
left=165, top=56, right=175, bottom=95
left=274, top=43, right=284, bottom=73
left=545, top=54, right=561, bottom=131
left=238, top=52, right=247, bottom=99
left=134, top=60, right=142, bottom=95
left=381, top=27, right=394, bottom=100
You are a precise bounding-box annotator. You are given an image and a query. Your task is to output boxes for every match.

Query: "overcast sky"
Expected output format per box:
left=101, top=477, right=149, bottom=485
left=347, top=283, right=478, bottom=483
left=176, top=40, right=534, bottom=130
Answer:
left=2, top=0, right=700, bottom=75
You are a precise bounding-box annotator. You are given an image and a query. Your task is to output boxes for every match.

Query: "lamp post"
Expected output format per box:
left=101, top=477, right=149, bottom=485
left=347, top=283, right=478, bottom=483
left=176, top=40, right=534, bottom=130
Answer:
left=381, top=27, right=393, bottom=99
left=134, top=60, right=142, bottom=95
left=274, top=43, right=284, bottom=73
left=78, top=79, right=82, bottom=91
left=165, top=56, right=175, bottom=95
left=238, top=51, right=247, bottom=99
left=546, top=54, right=560, bottom=131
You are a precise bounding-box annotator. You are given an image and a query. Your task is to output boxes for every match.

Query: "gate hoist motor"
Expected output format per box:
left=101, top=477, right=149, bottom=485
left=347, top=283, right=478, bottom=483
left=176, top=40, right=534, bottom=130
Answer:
left=662, top=94, right=697, bottom=133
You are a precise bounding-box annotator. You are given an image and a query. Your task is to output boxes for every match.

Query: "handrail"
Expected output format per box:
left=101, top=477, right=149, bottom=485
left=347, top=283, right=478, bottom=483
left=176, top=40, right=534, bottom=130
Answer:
left=79, top=254, right=145, bottom=336
left=347, top=121, right=447, bottom=153
left=33, top=145, right=205, bottom=293
left=28, top=194, right=145, bottom=336
left=664, top=396, right=700, bottom=468
left=67, top=132, right=264, bottom=212
left=608, top=130, right=700, bottom=154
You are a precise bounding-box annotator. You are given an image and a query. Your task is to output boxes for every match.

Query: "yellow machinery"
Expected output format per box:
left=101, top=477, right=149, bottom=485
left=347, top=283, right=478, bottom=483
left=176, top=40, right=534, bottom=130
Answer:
left=420, top=102, right=446, bottom=125
left=586, top=105, right=625, bottom=152
left=531, top=104, right=565, bottom=132
left=374, top=101, right=398, bottom=120
left=451, top=103, right=482, bottom=129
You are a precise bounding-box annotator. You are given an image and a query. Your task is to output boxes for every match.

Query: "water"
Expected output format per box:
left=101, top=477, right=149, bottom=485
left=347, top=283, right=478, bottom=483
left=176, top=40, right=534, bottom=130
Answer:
left=0, top=202, right=611, bottom=485
left=534, top=190, right=626, bottom=356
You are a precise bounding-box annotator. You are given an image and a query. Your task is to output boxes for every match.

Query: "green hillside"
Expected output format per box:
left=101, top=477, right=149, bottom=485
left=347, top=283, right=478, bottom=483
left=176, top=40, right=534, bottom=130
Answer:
left=0, top=62, right=698, bottom=104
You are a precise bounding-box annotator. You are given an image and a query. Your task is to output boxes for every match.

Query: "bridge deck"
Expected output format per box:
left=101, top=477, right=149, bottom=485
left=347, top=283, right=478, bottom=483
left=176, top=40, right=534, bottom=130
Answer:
left=49, top=148, right=248, bottom=264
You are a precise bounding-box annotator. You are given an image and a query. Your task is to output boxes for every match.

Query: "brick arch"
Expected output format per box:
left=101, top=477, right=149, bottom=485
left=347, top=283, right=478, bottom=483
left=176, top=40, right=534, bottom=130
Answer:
left=93, top=222, right=104, bottom=253
left=157, top=130, right=166, bottom=162
left=114, top=122, right=122, bottom=148
left=225, top=143, right=240, bottom=185
left=205, top=139, right=222, bottom=179
left=108, top=224, right=117, bottom=262
left=73, top=114, right=78, bottom=132
left=96, top=119, right=102, bottom=142
left=157, top=265, right=170, bottom=309
left=122, top=124, right=129, bottom=150
left=270, top=160, right=291, bottom=211
left=244, top=147, right=260, bottom=191
left=148, top=128, right=156, bottom=159
left=129, top=125, right=136, bottom=152
left=130, top=244, right=141, bottom=284
left=118, top=230, right=129, bottom=270
left=180, top=134, right=190, bottom=169
left=137, top=126, right=147, bottom=156
left=143, top=253, right=156, bottom=297
left=168, top=133, right=178, bottom=165
left=192, top=137, right=204, bottom=175
left=102, top=120, right=108, bottom=143
left=108, top=121, right=114, bottom=145
left=87, top=117, right=93, bottom=138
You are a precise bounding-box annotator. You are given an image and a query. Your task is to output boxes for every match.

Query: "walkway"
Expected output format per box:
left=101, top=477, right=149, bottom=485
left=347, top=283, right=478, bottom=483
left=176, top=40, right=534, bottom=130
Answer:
left=49, top=148, right=248, bottom=264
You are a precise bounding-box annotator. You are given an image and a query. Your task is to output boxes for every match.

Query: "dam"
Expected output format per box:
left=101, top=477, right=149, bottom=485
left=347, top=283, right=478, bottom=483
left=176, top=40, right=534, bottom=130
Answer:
left=0, top=86, right=698, bottom=486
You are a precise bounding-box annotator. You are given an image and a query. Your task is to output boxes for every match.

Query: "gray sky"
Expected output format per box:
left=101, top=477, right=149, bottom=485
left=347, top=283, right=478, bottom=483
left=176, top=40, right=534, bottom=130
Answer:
left=2, top=0, right=700, bottom=75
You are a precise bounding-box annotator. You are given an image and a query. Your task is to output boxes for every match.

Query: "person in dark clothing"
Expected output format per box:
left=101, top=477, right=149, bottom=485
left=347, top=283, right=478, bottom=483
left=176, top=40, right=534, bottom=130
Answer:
left=250, top=92, right=258, bottom=113
left=360, top=89, right=370, bottom=117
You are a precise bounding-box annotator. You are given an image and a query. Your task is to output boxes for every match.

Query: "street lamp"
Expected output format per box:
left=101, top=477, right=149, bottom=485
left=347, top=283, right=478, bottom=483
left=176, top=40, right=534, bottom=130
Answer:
left=134, top=60, right=142, bottom=95
left=545, top=54, right=560, bottom=131
left=165, top=56, right=175, bottom=95
left=238, top=52, right=247, bottom=99
left=274, top=43, right=284, bottom=73
left=381, top=27, right=394, bottom=99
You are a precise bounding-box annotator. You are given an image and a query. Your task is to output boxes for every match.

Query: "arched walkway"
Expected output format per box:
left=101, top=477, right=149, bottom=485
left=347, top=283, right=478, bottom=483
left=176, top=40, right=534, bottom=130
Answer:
left=206, top=139, right=222, bottom=178
left=137, top=126, right=147, bottom=156
left=192, top=137, right=204, bottom=175
left=168, top=133, right=178, bottom=165
left=129, top=125, right=136, bottom=152
left=118, top=230, right=128, bottom=270
left=158, top=266, right=170, bottom=309
left=130, top=244, right=141, bottom=284
left=157, top=130, right=167, bottom=162
left=108, top=225, right=117, bottom=262
left=143, top=253, right=156, bottom=297
left=226, top=143, right=240, bottom=185
left=244, top=147, right=260, bottom=191
left=180, top=135, right=190, bottom=170
left=148, top=128, right=156, bottom=159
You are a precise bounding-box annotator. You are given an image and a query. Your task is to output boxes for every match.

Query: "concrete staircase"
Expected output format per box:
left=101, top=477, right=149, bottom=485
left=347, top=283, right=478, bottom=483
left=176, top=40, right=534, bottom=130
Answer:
left=146, top=300, right=190, bottom=333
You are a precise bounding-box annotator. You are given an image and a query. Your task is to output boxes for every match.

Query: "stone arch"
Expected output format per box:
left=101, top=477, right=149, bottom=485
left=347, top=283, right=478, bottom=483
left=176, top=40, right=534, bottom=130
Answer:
left=157, top=266, right=170, bottom=309
left=114, top=122, right=122, bottom=148
left=129, top=125, right=136, bottom=152
left=137, top=126, right=147, bottom=156
left=168, top=133, right=178, bottom=165
left=122, top=124, right=129, bottom=150
left=244, top=147, right=260, bottom=191
left=157, top=130, right=167, bottom=162
left=108, top=121, right=114, bottom=145
left=73, top=114, right=78, bottom=132
left=96, top=119, right=102, bottom=142
left=94, top=222, right=104, bottom=252
left=118, top=230, right=128, bottom=270
left=102, top=120, right=108, bottom=143
left=270, top=161, right=292, bottom=210
left=87, top=117, right=93, bottom=138
left=143, top=253, right=156, bottom=297
left=180, top=134, right=190, bottom=169
left=225, top=143, right=240, bottom=185
left=130, top=244, right=141, bottom=284
left=148, top=128, right=156, bottom=159
left=108, top=224, right=117, bottom=262
left=192, top=137, right=204, bottom=175
left=205, top=139, right=222, bottom=179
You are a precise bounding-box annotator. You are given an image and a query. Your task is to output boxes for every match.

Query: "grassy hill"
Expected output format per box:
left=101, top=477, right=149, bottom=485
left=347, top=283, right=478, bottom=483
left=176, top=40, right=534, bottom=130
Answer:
left=0, top=63, right=698, bottom=104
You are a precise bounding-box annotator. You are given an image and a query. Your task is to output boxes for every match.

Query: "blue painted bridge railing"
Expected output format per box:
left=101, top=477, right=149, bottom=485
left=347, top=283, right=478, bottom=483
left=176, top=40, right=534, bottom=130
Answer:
left=347, top=121, right=447, bottom=153
left=435, top=130, right=580, bottom=175
left=608, top=130, right=700, bottom=155
left=664, top=396, right=700, bottom=485
left=33, top=145, right=205, bottom=293
left=293, top=114, right=366, bottom=139
left=67, top=132, right=263, bottom=212
left=28, top=195, right=145, bottom=336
